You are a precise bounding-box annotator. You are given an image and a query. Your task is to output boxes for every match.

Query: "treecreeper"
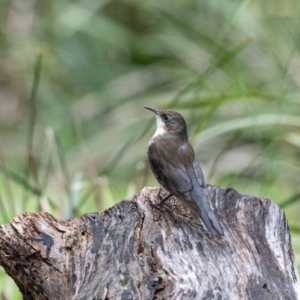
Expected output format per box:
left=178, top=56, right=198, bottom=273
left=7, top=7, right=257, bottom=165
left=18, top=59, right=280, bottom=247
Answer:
left=144, top=106, right=223, bottom=237
left=0, top=107, right=299, bottom=299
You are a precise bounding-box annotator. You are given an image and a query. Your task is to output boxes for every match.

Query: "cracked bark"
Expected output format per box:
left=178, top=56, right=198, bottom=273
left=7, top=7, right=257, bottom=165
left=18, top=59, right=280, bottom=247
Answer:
left=0, top=185, right=299, bottom=300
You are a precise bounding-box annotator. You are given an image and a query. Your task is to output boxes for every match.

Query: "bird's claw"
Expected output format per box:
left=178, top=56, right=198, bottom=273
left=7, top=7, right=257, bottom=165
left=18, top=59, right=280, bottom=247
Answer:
left=154, top=189, right=172, bottom=206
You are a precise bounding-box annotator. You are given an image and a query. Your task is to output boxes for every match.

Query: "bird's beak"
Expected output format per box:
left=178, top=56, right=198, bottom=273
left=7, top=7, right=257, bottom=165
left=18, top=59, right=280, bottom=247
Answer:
left=144, top=106, right=159, bottom=115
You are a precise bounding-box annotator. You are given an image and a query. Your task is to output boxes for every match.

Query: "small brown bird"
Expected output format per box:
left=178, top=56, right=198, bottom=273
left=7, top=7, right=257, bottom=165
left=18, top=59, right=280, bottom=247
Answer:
left=145, top=106, right=223, bottom=236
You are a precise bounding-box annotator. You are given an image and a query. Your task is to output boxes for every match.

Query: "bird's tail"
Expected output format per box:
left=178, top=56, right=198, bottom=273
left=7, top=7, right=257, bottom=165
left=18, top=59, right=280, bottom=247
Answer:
left=189, top=187, right=224, bottom=237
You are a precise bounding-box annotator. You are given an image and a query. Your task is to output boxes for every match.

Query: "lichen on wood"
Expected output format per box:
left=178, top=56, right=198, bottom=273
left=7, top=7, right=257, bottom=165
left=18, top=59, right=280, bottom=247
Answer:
left=0, top=185, right=299, bottom=299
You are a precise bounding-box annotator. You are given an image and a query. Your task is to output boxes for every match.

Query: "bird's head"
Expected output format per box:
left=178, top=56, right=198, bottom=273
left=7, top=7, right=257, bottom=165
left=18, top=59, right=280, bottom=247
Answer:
left=144, top=106, right=188, bottom=139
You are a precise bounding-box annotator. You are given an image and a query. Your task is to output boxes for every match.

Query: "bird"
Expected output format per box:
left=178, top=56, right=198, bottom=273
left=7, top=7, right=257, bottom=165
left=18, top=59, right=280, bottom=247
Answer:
left=144, top=106, right=224, bottom=237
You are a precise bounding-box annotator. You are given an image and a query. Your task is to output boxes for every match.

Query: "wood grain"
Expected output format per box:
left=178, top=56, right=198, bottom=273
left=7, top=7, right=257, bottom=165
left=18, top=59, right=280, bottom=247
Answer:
left=0, top=185, right=299, bottom=299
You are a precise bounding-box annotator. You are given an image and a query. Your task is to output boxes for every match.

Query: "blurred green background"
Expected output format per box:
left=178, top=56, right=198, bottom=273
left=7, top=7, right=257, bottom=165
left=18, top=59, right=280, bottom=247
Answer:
left=1, top=0, right=300, bottom=298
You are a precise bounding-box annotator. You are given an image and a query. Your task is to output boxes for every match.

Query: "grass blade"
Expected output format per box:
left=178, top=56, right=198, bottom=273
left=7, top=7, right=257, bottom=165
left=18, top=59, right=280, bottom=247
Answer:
left=23, top=50, right=44, bottom=211
left=169, top=38, right=252, bottom=107
left=195, top=114, right=300, bottom=146
left=0, top=133, right=15, bottom=216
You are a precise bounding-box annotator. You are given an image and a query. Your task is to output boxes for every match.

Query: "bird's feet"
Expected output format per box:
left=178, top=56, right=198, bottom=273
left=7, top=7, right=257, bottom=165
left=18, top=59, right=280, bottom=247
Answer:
left=149, top=188, right=177, bottom=221
left=153, top=188, right=172, bottom=207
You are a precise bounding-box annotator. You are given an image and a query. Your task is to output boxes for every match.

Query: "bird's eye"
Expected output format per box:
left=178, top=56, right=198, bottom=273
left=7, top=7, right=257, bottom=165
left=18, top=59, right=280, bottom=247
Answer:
left=162, top=114, right=170, bottom=121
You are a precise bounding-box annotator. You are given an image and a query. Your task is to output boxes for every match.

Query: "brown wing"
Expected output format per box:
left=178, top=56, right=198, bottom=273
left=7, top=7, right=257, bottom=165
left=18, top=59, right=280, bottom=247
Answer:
left=147, top=149, right=193, bottom=195
left=193, top=159, right=206, bottom=188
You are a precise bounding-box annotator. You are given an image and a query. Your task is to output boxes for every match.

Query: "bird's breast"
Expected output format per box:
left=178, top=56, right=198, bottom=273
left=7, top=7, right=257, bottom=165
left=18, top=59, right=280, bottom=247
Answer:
left=148, top=134, right=193, bottom=163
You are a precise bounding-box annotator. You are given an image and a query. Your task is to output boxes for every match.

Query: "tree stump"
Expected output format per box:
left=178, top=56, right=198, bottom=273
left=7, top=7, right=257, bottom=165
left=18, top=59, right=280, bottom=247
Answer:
left=0, top=185, right=299, bottom=299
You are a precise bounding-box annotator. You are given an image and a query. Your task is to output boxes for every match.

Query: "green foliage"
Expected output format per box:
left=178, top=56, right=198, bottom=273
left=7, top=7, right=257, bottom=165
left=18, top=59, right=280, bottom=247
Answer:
left=1, top=0, right=300, bottom=298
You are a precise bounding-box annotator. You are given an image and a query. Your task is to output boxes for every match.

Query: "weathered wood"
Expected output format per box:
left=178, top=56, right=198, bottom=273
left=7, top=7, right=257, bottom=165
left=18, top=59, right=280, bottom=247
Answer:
left=0, top=185, right=299, bottom=299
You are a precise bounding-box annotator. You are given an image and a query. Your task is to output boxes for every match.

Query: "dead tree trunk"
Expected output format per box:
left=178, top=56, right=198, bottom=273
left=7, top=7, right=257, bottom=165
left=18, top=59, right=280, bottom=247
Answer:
left=0, top=185, right=299, bottom=299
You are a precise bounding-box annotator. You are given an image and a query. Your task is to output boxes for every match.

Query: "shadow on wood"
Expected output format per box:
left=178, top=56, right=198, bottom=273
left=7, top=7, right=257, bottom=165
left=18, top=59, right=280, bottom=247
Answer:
left=0, top=185, right=299, bottom=299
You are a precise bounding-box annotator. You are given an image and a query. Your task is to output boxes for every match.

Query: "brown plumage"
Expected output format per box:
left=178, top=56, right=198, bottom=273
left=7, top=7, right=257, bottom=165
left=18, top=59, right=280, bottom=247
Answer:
left=145, top=106, right=223, bottom=237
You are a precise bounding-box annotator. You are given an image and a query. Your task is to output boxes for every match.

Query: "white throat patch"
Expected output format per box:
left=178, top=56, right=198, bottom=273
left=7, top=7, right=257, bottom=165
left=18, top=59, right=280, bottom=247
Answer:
left=153, top=115, right=167, bottom=137
left=149, top=115, right=167, bottom=146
